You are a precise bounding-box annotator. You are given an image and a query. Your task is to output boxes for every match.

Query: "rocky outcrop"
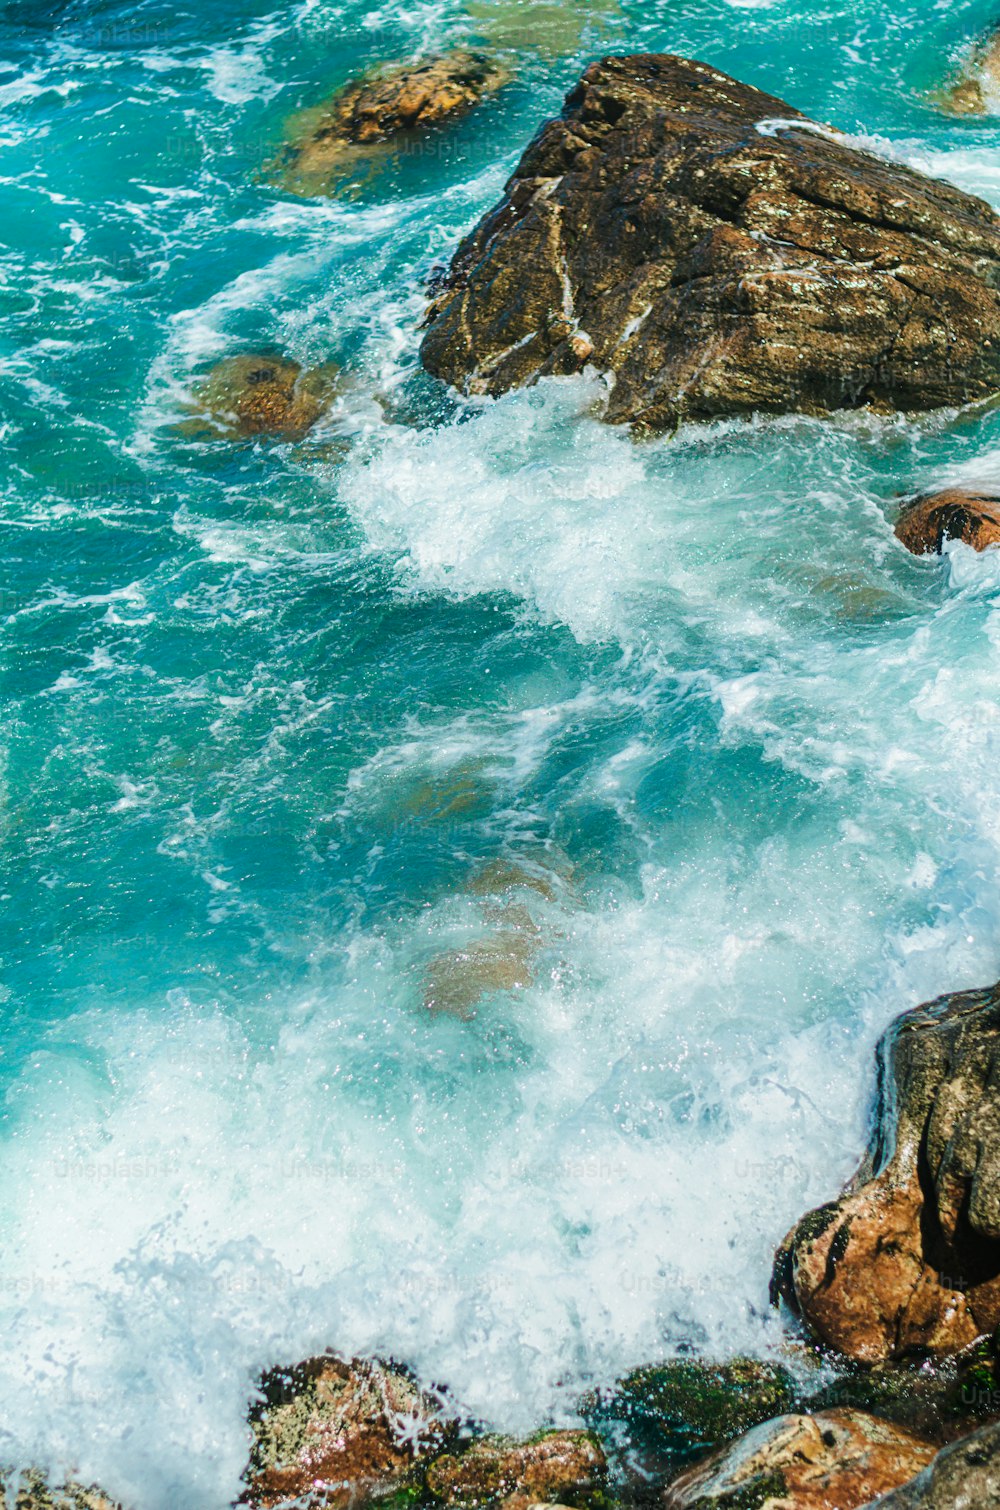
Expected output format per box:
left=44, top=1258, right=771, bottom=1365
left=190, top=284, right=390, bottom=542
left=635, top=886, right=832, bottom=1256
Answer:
left=425, top=1430, right=606, bottom=1508
left=895, top=488, right=1000, bottom=555
left=274, top=52, right=509, bottom=194
left=772, top=983, right=1000, bottom=1363
left=420, top=54, right=1000, bottom=433
left=866, top=1417, right=1000, bottom=1507
left=661, top=1409, right=935, bottom=1510
left=0, top=1473, right=120, bottom=1510
left=243, top=1354, right=455, bottom=1508
left=181, top=354, right=339, bottom=441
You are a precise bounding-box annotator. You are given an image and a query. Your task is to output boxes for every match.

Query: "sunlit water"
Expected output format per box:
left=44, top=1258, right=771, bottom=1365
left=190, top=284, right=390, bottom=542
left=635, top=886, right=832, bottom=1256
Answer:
left=4, top=0, right=1000, bottom=1503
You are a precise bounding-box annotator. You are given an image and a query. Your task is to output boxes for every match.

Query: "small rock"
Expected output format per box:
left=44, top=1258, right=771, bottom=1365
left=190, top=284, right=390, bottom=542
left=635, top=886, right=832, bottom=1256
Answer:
left=464, top=0, right=620, bottom=59
left=0, top=1472, right=121, bottom=1510
left=274, top=51, right=509, bottom=194
left=895, top=488, right=1000, bottom=554
left=940, top=30, right=1000, bottom=116
left=661, top=1409, right=935, bottom=1510
left=181, top=354, right=339, bottom=441
left=425, top=1430, right=606, bottom=1508
left=243, top=1354, right=455, bottom=1509
left=421, top=54, right=1000, bottom=432
left=772, top=983, right=1000, bottom=1364
left=868, top=1416, right=1000, bottom=1507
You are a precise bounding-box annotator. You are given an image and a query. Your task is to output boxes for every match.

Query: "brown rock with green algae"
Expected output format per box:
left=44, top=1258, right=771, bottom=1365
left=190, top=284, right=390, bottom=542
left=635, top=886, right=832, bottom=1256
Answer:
left=243, top=1354, right=455, bottom=1508
left=0, top=1471, right=121, bottom=1510
left=895, top=488, right=1000, bottom=555
left=772, top=983, right=1000, bottom=1365
left=273, top=52, right=509, bottom=195
left=420, top=54, right=1000, bottom=433
left=180, top=354, right=340, bottom=441
left=425, top=1430, right=607, bottom=1508
left=581, top=1358, right=798, bottom=1472
left=866, top=1416, right=1000, bottom=1508
left=661, top=1409, right=935, bottom=1510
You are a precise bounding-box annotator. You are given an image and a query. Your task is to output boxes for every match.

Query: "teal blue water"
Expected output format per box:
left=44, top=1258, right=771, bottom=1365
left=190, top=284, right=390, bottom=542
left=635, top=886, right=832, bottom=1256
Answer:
left=4, top=0, right=1000, bottom=1502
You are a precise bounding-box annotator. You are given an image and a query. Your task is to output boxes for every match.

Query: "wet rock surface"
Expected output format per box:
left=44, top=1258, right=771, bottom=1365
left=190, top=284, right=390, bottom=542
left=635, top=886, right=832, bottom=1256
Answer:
left=582, top=1358, right=798, bottom=1475
left=425, top=1430, right=607, bottom=1508
left=420, top=54, right=1000, bottom=432
left=940, top=29, right=1000, bottom=116
left=866, top=1416, right=1000, bottom=1507
left=0, top=1473, right=121, bottom=1510
left=895, top=488, right=1000, bottom=554
left=661, top=1409, right=936, bottom=1510
left=772, top=983, right=1000, bottom=1363
left=243, top=1354, right=455, bottom=1508
left=181, top=353, right=340, bottom=441
left=274, top=52, right=509, bottom=194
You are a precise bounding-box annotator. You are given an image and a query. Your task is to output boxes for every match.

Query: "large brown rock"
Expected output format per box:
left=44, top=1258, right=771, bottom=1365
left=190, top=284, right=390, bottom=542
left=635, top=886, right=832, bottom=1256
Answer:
left=940, top=30, right=1000, bottom=116
left=895, top=488, right=1000, bottom=555
left=661, top=1409, right=935, bottom=1510
left=772, top=984, right=1000, bottom=1364
left=275, top=52, right=509, bottom=194
left=420, top=54, right=1000, bottom=432
left=243, top=1354, right=455, bottom=1508
left=866, top=1417, right=1000, bottom=1507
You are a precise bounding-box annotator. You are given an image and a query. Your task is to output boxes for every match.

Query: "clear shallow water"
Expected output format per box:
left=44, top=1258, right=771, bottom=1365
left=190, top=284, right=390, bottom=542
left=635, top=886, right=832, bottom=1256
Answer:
left=5, top=0, right=1000, bottom=1502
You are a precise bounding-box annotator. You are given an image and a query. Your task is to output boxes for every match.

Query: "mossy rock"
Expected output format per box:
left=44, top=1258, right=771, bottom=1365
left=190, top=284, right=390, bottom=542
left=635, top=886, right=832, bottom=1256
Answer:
left=0, top=1472, right=120, bottom=1510
left=583, top=1358, right=798, bottom=1470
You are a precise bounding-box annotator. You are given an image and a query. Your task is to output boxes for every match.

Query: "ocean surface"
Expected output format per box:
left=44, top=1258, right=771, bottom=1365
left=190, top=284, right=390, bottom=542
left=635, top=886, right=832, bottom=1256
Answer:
left=3, top=0, right=1000, bottom=1502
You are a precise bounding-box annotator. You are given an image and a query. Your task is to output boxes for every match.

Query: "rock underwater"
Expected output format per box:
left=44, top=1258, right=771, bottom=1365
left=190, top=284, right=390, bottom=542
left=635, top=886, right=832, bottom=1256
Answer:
left=420, top=54, right=1000, bottom=433
left=273, top=51, right=510, bottom=195
left=772, top=983, right=1000, bottom=1364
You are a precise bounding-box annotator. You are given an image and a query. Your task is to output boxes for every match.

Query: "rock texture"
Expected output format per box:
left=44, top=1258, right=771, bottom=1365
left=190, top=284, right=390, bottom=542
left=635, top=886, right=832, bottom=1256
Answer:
left=275, top=52, right=509, bottom=193
left=772, top=983, right=1000, bottom=1363
left=420, top=54, right=1000, bottom=432
left=182, top=354, right=339, bottom=441
left=895, top=488, right=1000, bottom=555
left=0, top=1474, right=120, bottom=1510
left=425, top=1430, right=606, bottom=1508
left=941, top=30, right=1000, bottom=117
left=866, top=1417, right=1000, bottom=1507
left=661, top=1409, right=935, bottom=1510
left=243, top=1354, right=454, bottom=1508
left=582, top=1357, right=798, bottom=1473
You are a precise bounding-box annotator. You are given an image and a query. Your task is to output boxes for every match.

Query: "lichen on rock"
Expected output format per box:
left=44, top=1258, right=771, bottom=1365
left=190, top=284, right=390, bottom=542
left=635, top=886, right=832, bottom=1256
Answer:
left=243, top=1354, right=456, bottom=1509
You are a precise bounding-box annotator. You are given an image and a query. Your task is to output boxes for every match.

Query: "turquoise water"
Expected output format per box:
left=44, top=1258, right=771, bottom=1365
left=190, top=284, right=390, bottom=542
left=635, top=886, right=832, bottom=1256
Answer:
left=4, top=0, right=1000, bottom=1502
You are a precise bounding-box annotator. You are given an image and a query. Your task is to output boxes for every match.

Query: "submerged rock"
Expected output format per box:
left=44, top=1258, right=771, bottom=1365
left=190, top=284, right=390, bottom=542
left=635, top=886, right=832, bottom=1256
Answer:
left=0, top=1473, right=120, bottom=1510
left=894, top=488, right=1000, bottom=555
left=869, top=1416, right=1000, bottom=1507
left=425, top=1430, right=606, bottom=1508
left=181, top=354, right=340, bottom=441
left=422, top=932, right=535, bottom=1018
left=274, top=51, right=509, bottom=194
left=464, top=0, right=620, bottom=59
left=420, top=54, right=1000, bottom=432
left=772, top=983, right=1000, bottom=1364
left=940, top=30, right=1000, bottom=116
left=582, top=1357, right=798, bottom=1472
left=243, top=1354, right=454, bottom=1508
left=661, top=1409, right=935, bottom=1510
